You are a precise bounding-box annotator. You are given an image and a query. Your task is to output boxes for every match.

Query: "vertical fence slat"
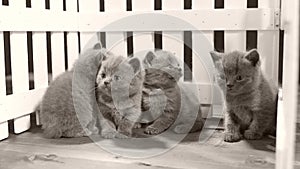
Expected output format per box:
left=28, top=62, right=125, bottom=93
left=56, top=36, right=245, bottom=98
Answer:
left=31, top=0, right=49, bottom=125
left=258, top=1, right=280, bottom=83
left=162, top=0, right=184, bottom=62
left=78, top=0, right=100, bottom=51
left=132, top=0, right=154, bottom=56
left=66, top=0, right=79, bottom=69
left=192, top=0, right=217, bottom=117
left=10, top=32, right=31, bottom=133
left=105, top=0, right=127, bottom=57
left=0, top=32, right=9, bottom=140
left=224, top=1, right=246, bottom=52
left=50, top=0, right=66, bottom=79
left=276, top=0, right=299, bottom=168
left=9, top=0, right=31, bottom=134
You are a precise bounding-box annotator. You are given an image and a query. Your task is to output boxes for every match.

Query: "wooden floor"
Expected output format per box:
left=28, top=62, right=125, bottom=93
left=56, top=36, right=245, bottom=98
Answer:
left=1, top=125, right=297, bottom=169
left=1, top=90, right=300, bottom=169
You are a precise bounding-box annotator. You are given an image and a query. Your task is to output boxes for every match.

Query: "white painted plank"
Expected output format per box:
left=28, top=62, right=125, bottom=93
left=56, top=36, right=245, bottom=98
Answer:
left=66, top=0, right=78, bottom=11
left=65, top=0, right=80, bottom=70
left=0, top=88, right=47, bottom=123
left=0, top=32, right=5, bottom=96
left=78, top=0, right=100, bottom=52
left=258, top=0, right=280, bottom=83
left=105, top=0, right=127, bottom=57
left=162, top=32, right=184, bottom=63
left=132, top=0, right=154, bottom=11
left=31, top=0, right=46, bottom=10
left=32, top=33, right=48, bottom=89
left=258, top=31, right=279, bottom=83
left=10, top=32, right=31, bottom=134
left=258, top=0, right=281, bottom=9
left=162, top=0, right=184, bottom=63
left=66, top=33, right=79, bottom=69
left=224, top=1, right=246, bottom=52
left=0, top=7, right=276, bottom=31
left=50, top=0, right=66, bottom=79
left=132, top=0, right=154, bottom=57
left=276, top=0, right=299, bottom=168
left=192, top=0, right=217, bottom=118
left=162, top=0, right=183, bottom=10
left=0, top=31, right=9, bottom=140
left=192, top=0, right=214, bottom=9
left=31, top=0, right=48, bottom=126
left=0, top=122, right=9, bottom=141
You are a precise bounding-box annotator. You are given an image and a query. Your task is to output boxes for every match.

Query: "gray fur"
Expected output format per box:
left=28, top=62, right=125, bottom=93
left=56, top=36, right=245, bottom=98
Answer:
left=210, top=49, right=277, bottom=142
left=95, top=55, right=144, bottom=139
left=142, top=50, right=204, bottom=135
left=38, top=44, right=106, bottom=138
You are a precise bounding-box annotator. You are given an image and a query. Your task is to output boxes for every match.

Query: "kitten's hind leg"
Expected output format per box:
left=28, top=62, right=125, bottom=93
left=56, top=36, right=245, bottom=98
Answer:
left=243, top=112, right=266, bottom=140
left=43, top=126, right=62, bottom=139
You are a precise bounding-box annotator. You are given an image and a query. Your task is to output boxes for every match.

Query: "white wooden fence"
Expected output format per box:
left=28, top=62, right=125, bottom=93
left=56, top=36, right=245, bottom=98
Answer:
left=0, top=0, right=298, bottom=169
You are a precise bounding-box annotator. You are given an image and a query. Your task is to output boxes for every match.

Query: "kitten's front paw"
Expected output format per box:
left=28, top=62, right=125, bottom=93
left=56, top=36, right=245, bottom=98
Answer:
left=144, top=125, right=164, bottom=135
left=224, top=132, right=242, bottom=142
left=115, top=132, right=130, bottom=139
left=101, top=128, right=117, bottom=139
left=244, top=130, right=263, bottom=140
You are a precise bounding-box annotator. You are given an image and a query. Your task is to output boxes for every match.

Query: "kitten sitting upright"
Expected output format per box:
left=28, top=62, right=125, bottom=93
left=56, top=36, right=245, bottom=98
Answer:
left=38, top=44, right=106, bottom=138
left=210, top=49, right=277, bottom=142
left=142, top=50, right=204, bottom=135
left=95, top=54, right=144, bottom=139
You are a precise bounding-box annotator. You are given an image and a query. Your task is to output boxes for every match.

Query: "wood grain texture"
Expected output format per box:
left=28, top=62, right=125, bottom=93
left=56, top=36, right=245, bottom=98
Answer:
left=0, top=127, right=286, bottom=169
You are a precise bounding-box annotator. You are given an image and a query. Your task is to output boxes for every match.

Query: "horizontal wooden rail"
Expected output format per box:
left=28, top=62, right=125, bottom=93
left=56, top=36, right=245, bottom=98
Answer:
left=0, top=7, right=278, bottom=31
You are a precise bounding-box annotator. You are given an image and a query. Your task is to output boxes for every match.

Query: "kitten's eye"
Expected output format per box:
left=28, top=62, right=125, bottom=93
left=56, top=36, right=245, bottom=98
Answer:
left=114, top=75, right=121, bottom=81
left=236, top=75, right=243, bottom=81
left=101, top=73, right=106, bottom=78
left=219, top=74, right=226, bottom=80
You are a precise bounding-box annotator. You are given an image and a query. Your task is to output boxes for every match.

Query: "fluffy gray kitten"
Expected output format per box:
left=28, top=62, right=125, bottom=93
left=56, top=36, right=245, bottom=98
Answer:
left=210, top=49, right=277, bottom=142
left=95, top=54, right=144, bottom=139
left=38, top=44, right=107, bottom=138
left=142, top=50, right=204, bottom=135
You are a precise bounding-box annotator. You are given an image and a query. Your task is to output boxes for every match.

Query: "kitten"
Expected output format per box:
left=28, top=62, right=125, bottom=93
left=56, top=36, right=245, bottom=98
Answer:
left=142, top=50, right=204, bottom=135
left=210, top=49, right=277, bottom=142
left=38, top=44, right=106, bottom=138
left=95, top=54, right=144, bottom=139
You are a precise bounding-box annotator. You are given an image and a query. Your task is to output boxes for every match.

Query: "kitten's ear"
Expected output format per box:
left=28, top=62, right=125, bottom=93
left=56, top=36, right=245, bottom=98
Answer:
left=129, top=58, right=141, bottom=74
left=93, top=42, right=102, bottom=49
left=245, top=49, right=260, bottom=66
left=144, top=51, right=156, bottom=65
left=209, top=51, right=222, bottom=64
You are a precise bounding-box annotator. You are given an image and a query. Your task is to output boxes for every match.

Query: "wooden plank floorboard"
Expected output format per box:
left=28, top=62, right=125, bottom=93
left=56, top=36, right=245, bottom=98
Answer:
left=0, top=127, right=280, bottom=169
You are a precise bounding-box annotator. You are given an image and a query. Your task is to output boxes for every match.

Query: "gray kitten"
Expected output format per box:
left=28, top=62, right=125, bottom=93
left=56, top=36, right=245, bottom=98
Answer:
left=38, top=44, right=106, bottom=138
left=210, top=49, right=277, bottom=142
left=142, top=50, right=204, bottom=135
left=95, top=54, right=144, bottom=139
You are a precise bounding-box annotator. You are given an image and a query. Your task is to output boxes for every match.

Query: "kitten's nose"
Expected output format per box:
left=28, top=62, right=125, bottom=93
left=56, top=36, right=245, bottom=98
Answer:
left=104, top=81, right=110, bottom=86
left=227, top=84, right=234, bottom=89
